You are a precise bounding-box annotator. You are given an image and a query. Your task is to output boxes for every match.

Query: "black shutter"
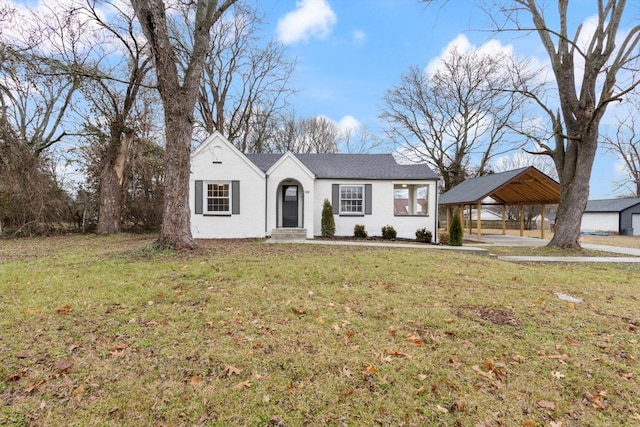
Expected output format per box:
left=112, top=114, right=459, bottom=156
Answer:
left=195, top=180, right=203, bottom=214
left=332, top=184, right=339, bottom=214
left=365, top=184, right=372, bottom=215
left=232, top=181, right=240, bottom=214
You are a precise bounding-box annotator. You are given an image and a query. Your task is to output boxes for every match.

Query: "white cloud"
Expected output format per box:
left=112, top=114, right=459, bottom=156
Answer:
left=276, top=0, right=337, bottom=44
left=337, top=115, right=360, bottom=133
left=425, top=34, right=515, bottom=77
left=352, top=29, right=366, bottom=45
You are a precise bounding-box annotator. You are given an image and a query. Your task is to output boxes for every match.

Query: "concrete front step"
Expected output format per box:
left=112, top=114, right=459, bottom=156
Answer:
left=270, top=228, right=307, bottom=241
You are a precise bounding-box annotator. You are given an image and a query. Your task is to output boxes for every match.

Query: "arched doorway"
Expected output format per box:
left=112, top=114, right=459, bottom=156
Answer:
left=278, top=179, right=304, bottom=228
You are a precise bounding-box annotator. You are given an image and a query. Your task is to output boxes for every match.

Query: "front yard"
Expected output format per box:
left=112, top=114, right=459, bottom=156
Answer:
left=1, top=234, right=638, bottom=426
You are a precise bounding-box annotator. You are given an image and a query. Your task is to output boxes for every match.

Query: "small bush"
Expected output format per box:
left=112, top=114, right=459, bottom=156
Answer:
left=415, top=228, right=432, bottom=243
left=381, top=225, right=397, bottom=240
left=354, top=224, right=367, bottom=238
left=439, top=231, right=449, bottom=245
left=321, top=199, right=335, bottom=237
left=449, top=208, right=463, bottom=246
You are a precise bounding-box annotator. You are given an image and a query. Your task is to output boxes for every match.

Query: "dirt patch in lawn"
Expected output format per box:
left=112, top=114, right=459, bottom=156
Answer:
left=458, top=305, right=520, bottom=326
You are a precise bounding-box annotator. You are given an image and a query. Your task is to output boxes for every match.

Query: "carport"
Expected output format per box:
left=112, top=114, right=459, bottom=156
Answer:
left=438, top=167, right=560, bottom=242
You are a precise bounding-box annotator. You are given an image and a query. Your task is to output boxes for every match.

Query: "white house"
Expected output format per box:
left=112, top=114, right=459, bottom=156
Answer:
left=190, top=132, right=440, bottom=240
left=581, top=198, right=640, bottom=235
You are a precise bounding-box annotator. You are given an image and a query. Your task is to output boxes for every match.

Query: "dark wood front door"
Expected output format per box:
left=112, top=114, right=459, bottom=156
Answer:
left=282, top=185, right=298, bottom=227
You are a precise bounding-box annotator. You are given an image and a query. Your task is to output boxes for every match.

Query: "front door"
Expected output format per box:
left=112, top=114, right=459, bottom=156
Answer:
left=282, top=185, right=298, bottom=227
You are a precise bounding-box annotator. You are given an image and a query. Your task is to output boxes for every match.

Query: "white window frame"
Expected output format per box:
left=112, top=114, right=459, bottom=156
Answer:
left=394, top=183, right=429, bottom=216
left=205, top=181, right=231, bottom=215
left=340, top=184, right=364, bottom=215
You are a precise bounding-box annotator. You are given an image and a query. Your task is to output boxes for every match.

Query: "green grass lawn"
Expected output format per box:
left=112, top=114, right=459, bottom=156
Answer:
left=1, top=234, right=639, bottom=426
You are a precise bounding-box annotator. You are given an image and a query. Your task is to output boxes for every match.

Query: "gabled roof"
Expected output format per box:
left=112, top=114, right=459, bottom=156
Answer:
left=439, top=166, right=560, bottom=205
left=585, top=198, right=640, bottom=213
left=245, top=153, right=438, bottom=180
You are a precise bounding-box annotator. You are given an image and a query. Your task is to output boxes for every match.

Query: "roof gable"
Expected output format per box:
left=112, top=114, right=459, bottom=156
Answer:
left=266, top=151, right=315, bottom=180
left=192, top=131, right=265, bottom=178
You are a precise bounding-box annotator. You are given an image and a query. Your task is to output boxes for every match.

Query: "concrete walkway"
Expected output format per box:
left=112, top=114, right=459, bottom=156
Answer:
left=267, top=234, right=640, bottom=263
left=464, top=233, right=640, bottom=263
left=271, top=233, right=640, bottom=263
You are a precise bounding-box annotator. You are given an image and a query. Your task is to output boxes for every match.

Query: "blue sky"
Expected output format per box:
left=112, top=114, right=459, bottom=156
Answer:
left=5, top=0, right=631, bottom=199
left=256, top=0, right=631, bottom=199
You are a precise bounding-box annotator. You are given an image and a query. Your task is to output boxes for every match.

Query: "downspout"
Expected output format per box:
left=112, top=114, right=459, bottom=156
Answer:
left=434, top=179, right=440, bottom=244
left=265, top=174, right=269, bottom=237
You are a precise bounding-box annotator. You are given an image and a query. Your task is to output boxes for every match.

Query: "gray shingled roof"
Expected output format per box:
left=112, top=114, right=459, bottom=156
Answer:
left=439, top=166, right=560, bottom=205
left=585, top=198, right=640, bottom=212
left=245, top=153, right=439, bottom=180
left=439, top=167, right=528, bottom=204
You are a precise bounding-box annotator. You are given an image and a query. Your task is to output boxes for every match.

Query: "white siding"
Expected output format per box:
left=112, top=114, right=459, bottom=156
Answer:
left=313, top=179, right=439, bottom=240
left=190, top=134, right=266, bottom=238
left=580, top=212, right=619, bottom=233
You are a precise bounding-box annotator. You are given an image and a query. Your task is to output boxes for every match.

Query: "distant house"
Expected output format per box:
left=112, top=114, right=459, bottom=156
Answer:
left=581, top=198, right=640, bottom=235
left=189, top=132, right=440, bottom=240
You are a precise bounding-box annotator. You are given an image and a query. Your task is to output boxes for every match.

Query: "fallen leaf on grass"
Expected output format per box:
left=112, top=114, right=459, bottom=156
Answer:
left=472, top=365, right=494, bottom=379
left=566, top=336, right=580, bottom=346
left=450, top=355, right=461, bottom=368
left=340, top=387, right=355, bottom=396
left=436, top=404, right=449, bottom=413
left=512, top=354, right=526, bottom=363
left=232, top=380, right=252, bottom=390
left=56, top=304, right=73, bottom=315
left=551, top=371, right=565, bottom=379
left=407, top=333, right=424, bottom=346
left=538, top=400, right=556, bottom=410
left=54, top=359, right=73, bottom=373
left=225, top=365, right=241, bottom=376
left=341, top=366, right=352, bottom=378
left=585, top=391, right=607, bottom=410
left=362, top=364, right=377, bottom=376
left=550, top=421, right=563, bottom=427
left=521, top=420, right=535, bottom=427
left=190, top=376, right=202, bottom=385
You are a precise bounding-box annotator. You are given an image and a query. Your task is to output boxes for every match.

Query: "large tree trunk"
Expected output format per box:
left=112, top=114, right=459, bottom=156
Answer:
left=96, top=131, right=132, bottom=234
left=548, top=125, right=599, bottom=248
left=156, top=94, right=196, bottom=250
left=132, top=0, right=237, bottom=250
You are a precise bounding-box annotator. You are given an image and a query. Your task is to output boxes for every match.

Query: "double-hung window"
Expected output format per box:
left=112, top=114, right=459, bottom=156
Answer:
left=206, top=182, right=230, bottom=214
left=340, top=185, right=364, bottom=214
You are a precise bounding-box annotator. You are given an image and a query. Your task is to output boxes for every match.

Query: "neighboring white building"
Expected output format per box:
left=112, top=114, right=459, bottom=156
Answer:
left=581, top=198, right=640, bottom=235
left=190, top=132, right=440, bottom=240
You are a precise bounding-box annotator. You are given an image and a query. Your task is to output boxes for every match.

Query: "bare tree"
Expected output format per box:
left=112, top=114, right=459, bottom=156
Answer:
left=380, top=45, right=532, bottom=192
left=77, top=0, right=154, bottom=235
left=131, top=0, right=238, bottom=250
left=194, top=1, right=296, bottom=153
left=0, top=1, right=93, bottom=234
left=338, top=124, right=387, bottom=153
left=602, top=93, right=640, bottom=197
left=491, top=0, right=640, bottom=248
left=271, top=115, right=339, bottom=153
left=0, top=15, right=85, bottom=155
